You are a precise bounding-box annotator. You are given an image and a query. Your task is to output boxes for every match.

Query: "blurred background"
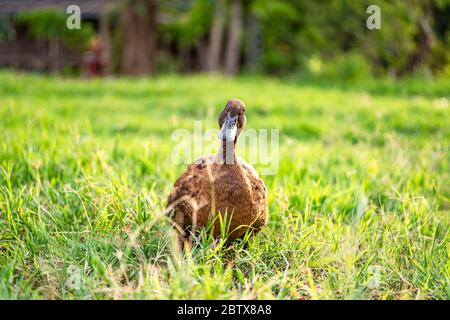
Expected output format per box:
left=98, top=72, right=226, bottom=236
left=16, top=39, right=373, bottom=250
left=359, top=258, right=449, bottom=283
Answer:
left=0, top=0, right=449, bottom=80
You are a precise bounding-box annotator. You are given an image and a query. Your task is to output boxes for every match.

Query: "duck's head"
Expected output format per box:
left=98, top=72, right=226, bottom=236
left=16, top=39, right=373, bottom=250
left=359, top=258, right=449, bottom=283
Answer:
left=218, top=98, right=246, bottom=143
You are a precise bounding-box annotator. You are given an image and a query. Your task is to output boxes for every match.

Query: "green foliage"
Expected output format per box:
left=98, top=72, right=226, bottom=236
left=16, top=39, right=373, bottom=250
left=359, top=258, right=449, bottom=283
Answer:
left=0, top=71, right=448, bottom=299
left=0, top=18, right=10, bottom=42
left=159, top=0, right=214, bottom=48
left=315, top=53, right=373, bottom=83
left=251, top=0, right=300, bottom=73
left=15, top=9, right=94, bottom=51
left=248, top=0, right=450, bottom=76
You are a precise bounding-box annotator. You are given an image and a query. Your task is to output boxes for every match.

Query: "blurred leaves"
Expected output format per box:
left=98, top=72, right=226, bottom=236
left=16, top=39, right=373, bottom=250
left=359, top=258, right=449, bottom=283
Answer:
left=16, top=9, right=94, bottom=51
left=5, top=0, right=450, bottom=77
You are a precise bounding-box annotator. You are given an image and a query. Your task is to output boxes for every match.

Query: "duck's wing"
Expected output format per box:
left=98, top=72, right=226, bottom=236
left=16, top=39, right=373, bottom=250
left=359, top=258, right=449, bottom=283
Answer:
left=238, top=157, right=269, bottom=229
left=166, top=154, right=215, bottom=224
left=169, top=154, right=215, bottom=192
left=238, top=157, right=267, bottom=197
left=237, top=156, right=258, bottom=176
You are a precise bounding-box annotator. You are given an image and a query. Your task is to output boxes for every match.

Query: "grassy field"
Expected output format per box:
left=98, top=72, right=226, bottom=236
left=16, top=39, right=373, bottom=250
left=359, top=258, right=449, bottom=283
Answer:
left=0, top=71, right=449, bottom=299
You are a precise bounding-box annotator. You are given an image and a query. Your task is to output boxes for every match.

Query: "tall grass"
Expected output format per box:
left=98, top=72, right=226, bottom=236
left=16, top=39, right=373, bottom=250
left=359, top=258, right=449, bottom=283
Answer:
left=0, top=71, right=448, bottom=299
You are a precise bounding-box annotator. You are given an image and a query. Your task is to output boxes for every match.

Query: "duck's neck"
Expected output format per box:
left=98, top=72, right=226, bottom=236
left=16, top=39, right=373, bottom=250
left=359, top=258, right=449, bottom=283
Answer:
left=218, top=139, right=237, bottom=164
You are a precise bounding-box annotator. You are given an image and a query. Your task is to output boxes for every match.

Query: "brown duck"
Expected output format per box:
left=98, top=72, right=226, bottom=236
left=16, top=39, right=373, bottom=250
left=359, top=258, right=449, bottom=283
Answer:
left=167, top=99, right=268, bottom=245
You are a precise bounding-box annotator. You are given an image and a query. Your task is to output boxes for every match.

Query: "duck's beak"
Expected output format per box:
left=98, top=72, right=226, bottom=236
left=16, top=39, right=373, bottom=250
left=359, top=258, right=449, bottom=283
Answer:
left=218, top=113, right=238, bottom=142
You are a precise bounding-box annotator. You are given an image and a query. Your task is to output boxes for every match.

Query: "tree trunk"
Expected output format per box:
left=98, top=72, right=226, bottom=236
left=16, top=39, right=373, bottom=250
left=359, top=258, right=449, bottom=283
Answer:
left=180, top=46, right=192, bottom=73
left=121, top=0, right=157, bottom=75
left=246, top=14, right=261, bottom=73
left=207, top=0, right=225, bottom=73
left=48, top=39, right=60, bottom=73
left=197, top=38, right=208, bottom=71
left=399, top=16, right=435, bottom=76
left=224, top=0, right=242, bottom=75
left=99, top=6, right=112, bottom=75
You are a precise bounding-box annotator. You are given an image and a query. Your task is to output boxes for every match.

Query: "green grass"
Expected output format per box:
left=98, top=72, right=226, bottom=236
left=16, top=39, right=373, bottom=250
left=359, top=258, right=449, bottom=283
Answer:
left=0, top=71, right=449, bottom=299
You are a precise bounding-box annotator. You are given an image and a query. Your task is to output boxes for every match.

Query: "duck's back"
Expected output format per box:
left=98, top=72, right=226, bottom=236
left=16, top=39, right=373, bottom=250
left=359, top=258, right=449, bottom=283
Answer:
left=167, top=155, right=268, bottom=240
